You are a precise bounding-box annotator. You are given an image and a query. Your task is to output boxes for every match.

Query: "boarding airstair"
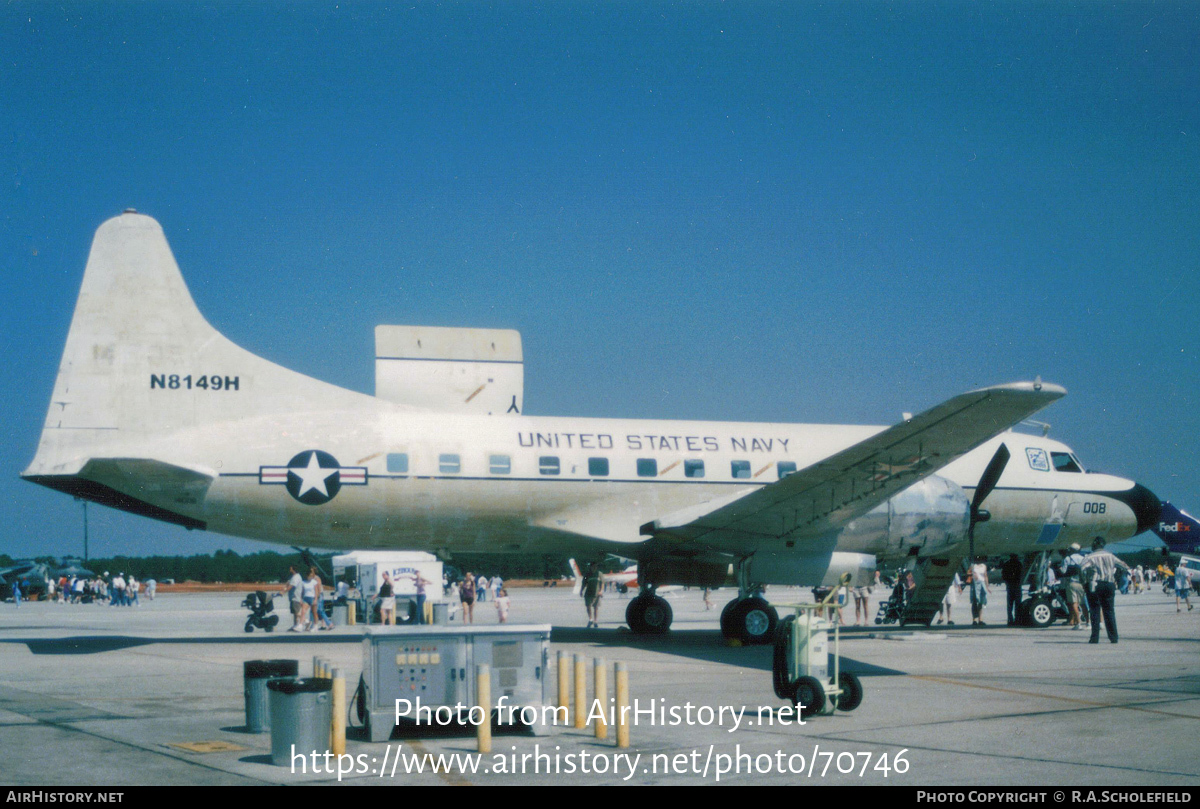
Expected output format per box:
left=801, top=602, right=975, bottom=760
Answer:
left=900, top=554, right=966, bottom=626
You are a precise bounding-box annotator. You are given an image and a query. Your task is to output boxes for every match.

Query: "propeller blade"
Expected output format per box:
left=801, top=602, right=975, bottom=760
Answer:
left=971, top=443, right=1011, bottom=519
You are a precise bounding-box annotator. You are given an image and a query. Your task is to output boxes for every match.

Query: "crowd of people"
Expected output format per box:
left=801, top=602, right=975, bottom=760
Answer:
left=32, top=571, right=157, bottom=606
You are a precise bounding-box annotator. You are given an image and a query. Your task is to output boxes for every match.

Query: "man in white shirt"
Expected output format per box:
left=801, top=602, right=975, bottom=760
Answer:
left=1081, top=537, right=1129, bottom=644
left=283, top=566, right=304, bottom=631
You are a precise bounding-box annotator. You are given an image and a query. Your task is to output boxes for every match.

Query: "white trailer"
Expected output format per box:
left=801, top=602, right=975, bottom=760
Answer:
left=331, top=551, right=445, bottom=622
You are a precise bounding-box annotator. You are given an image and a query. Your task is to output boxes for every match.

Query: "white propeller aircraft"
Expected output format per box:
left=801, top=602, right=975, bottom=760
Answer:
left=23, top=212, right=1161, bottom=640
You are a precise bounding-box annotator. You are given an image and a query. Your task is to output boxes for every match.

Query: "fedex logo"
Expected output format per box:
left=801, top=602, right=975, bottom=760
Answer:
left=1159, top=522, right=1191, bottom=533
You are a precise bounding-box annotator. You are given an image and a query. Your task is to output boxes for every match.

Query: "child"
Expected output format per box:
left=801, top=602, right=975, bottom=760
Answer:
left=495, top=587, right=510, bottom=623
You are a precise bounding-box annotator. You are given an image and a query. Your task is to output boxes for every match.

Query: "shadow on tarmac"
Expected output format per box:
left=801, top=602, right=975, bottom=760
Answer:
left=7, top=627, right=903, bottom=676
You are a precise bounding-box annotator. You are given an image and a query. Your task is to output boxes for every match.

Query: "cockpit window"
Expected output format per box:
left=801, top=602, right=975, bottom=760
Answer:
left=1051, top=452, right=1082, bottom=473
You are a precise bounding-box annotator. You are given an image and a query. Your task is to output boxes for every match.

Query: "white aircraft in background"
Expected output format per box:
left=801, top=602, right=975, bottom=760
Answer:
left=23, top=212, right=1161, bottom=641
left=568, top=558, right=640, bottom=595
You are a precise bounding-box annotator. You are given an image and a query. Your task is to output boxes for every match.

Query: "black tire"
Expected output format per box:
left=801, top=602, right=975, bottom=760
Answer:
left=793, top=675, right=826, bottom=718
left=1026, top=596, right=1055, bottom=628
left=243, top=623, right=254, bottom=633
left=719, top=599, right=738, bottom=637
left=617, top=584, right=628, bottom=595
left=396, top=601, right=417, bottom=625
left=627, top=594, right=672, bottom=634
left=726, top=598, right=779, bottom=645
left=265, top=624, right=274, bottom=633
left=642, top=596, right=672, bottom=633
left=833, top=671, right=863, bottom=712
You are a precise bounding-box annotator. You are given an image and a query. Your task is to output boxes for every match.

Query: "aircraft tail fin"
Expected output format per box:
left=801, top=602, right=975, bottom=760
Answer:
left=568, top=558, right=583, bottom=595
left=23, top=211, right=373, bottom=480
left=1153, top=502, right=1200, bottom=555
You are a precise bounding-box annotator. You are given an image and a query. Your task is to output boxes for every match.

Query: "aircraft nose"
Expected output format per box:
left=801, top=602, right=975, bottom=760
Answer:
left=1121, top=483, right=1162, bottom=535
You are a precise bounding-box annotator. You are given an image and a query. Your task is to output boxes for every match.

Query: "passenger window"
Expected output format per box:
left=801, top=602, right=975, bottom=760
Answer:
left=637, top=458, right=657, bottom=477
left=439, top=454, right=460, bottom=474
left=777, top=461, right=797, bottom=479
left=731, top=460, right=751, bottom=479
left=539, top=456, right=560, bottom=475
left=489, top=455, right=511, bottom=475
left=684, top=459, right=705, bottom=478
left=588, top=457, right=609, bottom=477
left=386, top=453, right=409, bottom=474
left=1052, top=452, right=1082, bottom=473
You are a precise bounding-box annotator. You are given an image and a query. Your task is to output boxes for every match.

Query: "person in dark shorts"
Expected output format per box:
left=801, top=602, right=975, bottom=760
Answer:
left=460, top=572, right=476, bottom=624
left=582, top=563, right=603, bottom=628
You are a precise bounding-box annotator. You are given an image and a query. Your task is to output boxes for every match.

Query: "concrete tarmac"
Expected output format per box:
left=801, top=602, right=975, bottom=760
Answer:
left=0, top=585, right=1197, bottom=786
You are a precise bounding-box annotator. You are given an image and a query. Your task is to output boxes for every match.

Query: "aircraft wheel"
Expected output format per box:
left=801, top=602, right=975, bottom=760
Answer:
left=727, top=597, right=778, bottom=645
left=617, top=584, right=628, bottom=595
left=833, top=671, right=864, bottom=712
left=719, top=599, right=739, bottom=637
left=792, top=675, right=826, bottom=718
left=1026, top=596, right=1055, bottom=628
left=626, top=594, right=672, bottom=634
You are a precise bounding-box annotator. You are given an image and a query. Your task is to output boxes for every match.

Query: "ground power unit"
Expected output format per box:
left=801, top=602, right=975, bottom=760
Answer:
left=360, top=624, right=551, bottom=742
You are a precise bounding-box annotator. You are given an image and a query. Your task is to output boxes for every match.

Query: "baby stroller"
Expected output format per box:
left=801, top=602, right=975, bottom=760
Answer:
left=241, top=591, right=279, bottom=633
left=874, top=576, right=909, bottom=625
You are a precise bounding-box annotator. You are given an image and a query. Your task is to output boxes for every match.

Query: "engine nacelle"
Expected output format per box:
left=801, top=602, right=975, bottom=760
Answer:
left=835, top=475, right=971, bottom=562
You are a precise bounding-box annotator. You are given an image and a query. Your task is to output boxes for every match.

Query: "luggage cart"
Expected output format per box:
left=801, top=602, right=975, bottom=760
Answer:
left=772, top=575, right=863, bottom=718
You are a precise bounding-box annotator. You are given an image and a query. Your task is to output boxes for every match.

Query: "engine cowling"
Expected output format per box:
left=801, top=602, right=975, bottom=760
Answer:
left=835, top=475, right=971, bottom=562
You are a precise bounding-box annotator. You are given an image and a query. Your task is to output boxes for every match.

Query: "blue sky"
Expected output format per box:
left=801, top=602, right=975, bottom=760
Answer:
left=2, top=1, right=1196, bottom=560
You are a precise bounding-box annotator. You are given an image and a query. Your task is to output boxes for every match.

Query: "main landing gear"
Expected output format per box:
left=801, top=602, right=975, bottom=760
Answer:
left=621, top=558, right=778, bottom=643
left=719, top=561, right=778, bottom=645
left=720, top=595, right=779, bottom=644
left=626, top=588, right=673, bottom=634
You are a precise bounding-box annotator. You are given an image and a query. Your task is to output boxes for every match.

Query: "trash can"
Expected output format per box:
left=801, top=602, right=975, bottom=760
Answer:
left=267, top=677, right=333, bottom=766
left=331, top=604, right=348, bottom=627
left=431, top=602, right=449, bottom=625
left=243, top=659, right=299, bottom=733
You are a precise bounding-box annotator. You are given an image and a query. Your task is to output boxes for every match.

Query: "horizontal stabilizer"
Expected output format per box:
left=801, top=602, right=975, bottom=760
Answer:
left=25, top=457, right=214, bottom=530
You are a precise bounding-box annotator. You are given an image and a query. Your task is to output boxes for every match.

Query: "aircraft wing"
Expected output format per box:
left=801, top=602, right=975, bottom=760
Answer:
left=641, top=381, right=1065, bottom=556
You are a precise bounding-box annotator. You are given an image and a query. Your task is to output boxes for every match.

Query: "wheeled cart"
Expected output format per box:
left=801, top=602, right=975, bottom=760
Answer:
left=772, top=579, right=863, bottom=718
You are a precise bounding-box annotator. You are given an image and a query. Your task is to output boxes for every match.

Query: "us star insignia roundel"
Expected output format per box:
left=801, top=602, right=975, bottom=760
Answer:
left=258, top=450, right=368, bottom=505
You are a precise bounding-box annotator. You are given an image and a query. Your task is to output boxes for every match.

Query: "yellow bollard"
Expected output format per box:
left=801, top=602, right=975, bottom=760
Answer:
left=347, top=601, right=356, bottom=626
left=476, top=664, right=492, bottom=754
left=313, top=655, right=322, bottom=678
left=557, top=651, right=569, bottom=715
left=594, top=658, right=608, bottom=740
left=331, top=667, right=346, bottom=756
left=574, top=654, right=587, bottom=729
left=615, top=662, right=630, bottom=749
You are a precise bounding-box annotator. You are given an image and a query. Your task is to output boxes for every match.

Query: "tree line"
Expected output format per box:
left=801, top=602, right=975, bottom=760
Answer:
left=0, top=549, right=580, bottom=584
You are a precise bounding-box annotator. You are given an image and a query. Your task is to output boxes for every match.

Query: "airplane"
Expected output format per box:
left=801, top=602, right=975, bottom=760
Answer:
left=0, top=559, right=49, bottom=599
left=566, top=557, right=685, bottom=597
left=1152, top=502, right=1200, bottom=556
left=568, top=558, right=640, bottom=594
left=22, top=212, right=1163, bottom=641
